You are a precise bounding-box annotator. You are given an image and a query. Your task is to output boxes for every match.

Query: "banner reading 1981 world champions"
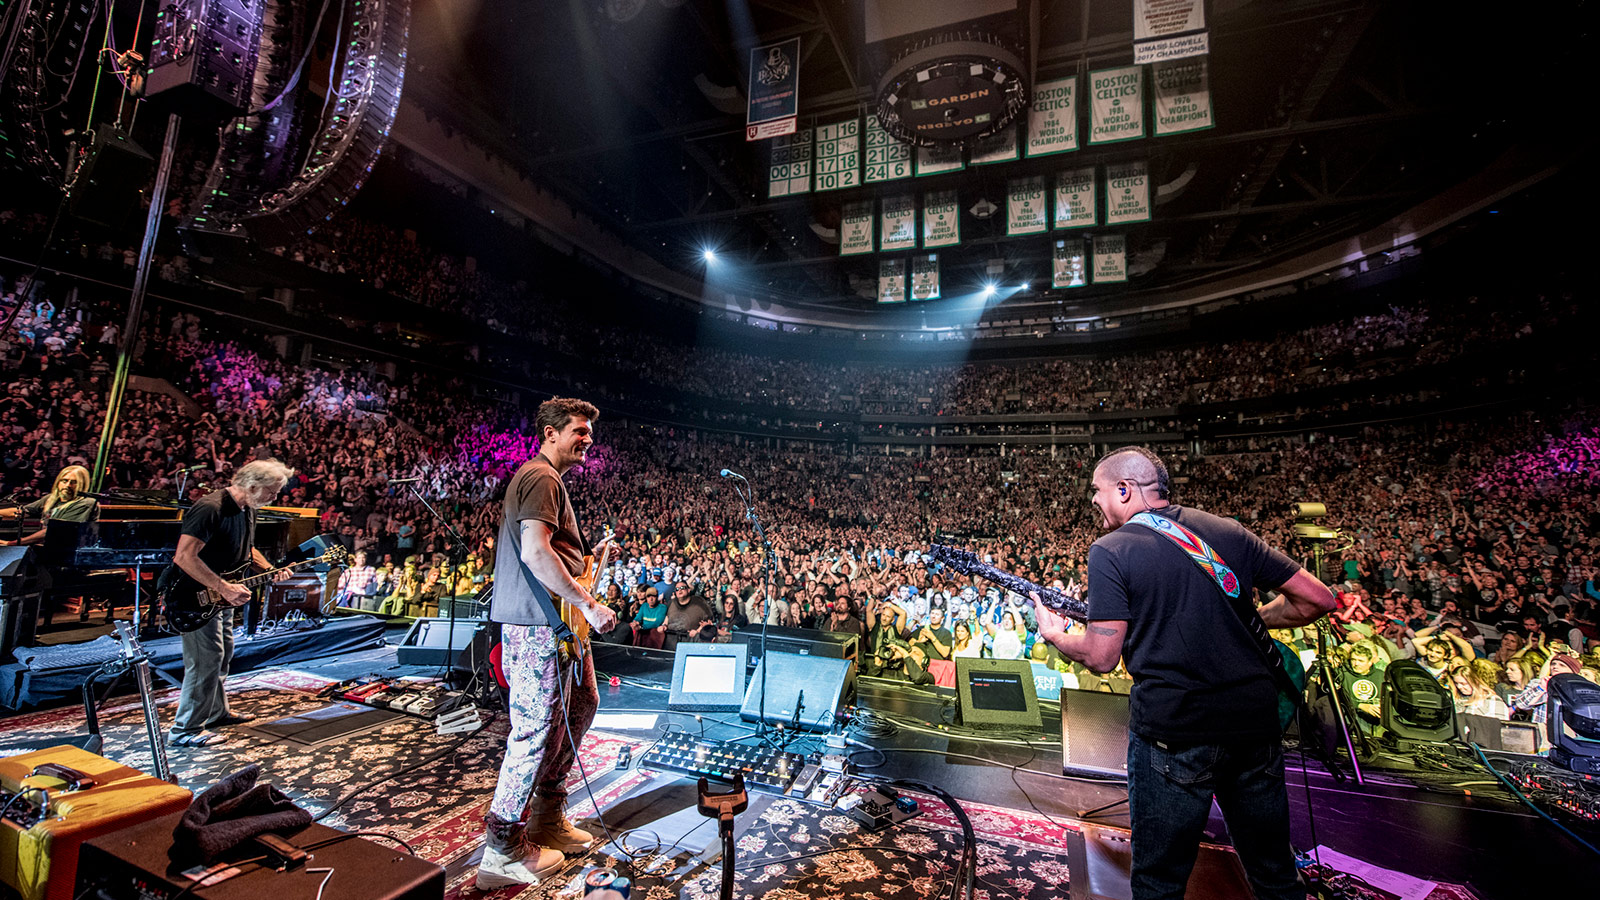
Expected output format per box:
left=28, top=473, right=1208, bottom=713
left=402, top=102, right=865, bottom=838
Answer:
left=1089, top=66, right=1145, bottom=145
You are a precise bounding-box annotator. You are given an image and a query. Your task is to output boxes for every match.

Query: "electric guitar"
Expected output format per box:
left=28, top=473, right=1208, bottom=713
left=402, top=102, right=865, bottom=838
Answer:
left=555, top=526, right=616, bottom=649
left=928, top=543, right=1307, bottom=732
left=111, top=621, right=173, bottom=783
left=157, top=545, right=350, bottom=633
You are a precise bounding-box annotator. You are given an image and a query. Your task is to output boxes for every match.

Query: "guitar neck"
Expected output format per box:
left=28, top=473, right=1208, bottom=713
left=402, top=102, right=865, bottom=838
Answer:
left=236, top=557, right=321, bottom=589
left=961, top=561, right=1091, bottom=623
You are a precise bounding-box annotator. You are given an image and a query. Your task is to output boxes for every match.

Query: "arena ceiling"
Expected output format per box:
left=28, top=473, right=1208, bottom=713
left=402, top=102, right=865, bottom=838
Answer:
left=400, top=0, right=1579, bottom=315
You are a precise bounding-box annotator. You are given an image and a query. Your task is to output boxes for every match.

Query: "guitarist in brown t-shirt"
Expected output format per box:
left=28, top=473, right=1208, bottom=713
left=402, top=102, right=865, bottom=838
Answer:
left=479, top=397, right=618, bottom=890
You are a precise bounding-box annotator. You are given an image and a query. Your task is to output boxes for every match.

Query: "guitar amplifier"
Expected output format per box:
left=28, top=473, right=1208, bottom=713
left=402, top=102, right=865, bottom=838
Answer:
left=0, top=745, right=192, bottom=900
left=263, top=575, right=329, bottom=620
left=75, top=812, right=444, bottom=900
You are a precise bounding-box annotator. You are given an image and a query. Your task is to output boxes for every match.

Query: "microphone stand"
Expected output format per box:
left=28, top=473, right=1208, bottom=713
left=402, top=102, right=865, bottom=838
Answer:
left=728, top=474, right=777, bottom=741
left=402, top=480, right=474, bottom=680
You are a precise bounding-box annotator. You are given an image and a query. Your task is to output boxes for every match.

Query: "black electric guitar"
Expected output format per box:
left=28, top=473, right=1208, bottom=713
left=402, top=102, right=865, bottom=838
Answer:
left=111, top=621, right=173, bottom=783
left=929, top=542, right=1308, bottom=733
left=927, top=544, right=1091, bottom=622
left=157, top=545, right=350, bottom=633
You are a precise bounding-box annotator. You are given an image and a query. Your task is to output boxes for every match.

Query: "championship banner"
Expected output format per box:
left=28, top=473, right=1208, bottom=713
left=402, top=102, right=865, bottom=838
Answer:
left=1134, top=0, right=1204, bottom=41
left=1105, top=160, right=1151, bottom=225
left=880, top=194, right=918, bottom=251
left=1006, top=176, right=1048, bottom=235
left=746, top=37, right=800, bottom=140
left=1093, top=234, right=1128, bottom=283
left=1026, top=76, right=1078, bottom=157
left=767, top=128, right=812, bottom=197
left=1053, top=238, right=1087, bottom=288
left=1153, top=56, right=1214, bottom=135
left=813, top=118, right=861, bottom=191
left=915, top=143, right=965, bottom=176
left=878, top=257, right=907, bottom=303
left=923, top=190, right=961, bottom=248
left=1089, top=66, right=1145, bottom=145
left=970, top=125, right=1019, bottom=165
left=1053, top=167, right=1097, bottom=229
left=911, top=254, right=941, bottom=300
left=865, top=117, right=912, bottom=183
left=840, top=202, right=874, bottom=256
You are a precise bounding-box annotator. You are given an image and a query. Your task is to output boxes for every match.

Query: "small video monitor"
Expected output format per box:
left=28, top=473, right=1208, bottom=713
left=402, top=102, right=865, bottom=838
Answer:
left=668, top=643, right=748, bottom=712
left=956, top=657, right=1042, bottom=730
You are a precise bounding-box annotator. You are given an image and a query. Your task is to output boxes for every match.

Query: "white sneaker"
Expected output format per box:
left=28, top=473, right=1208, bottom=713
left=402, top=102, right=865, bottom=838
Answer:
left=475, top=842, right=565, bottom=890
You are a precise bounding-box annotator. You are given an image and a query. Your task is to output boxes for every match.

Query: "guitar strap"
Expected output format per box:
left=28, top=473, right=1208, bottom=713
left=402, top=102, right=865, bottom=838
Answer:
left=511, top=468, right=581, bottom=644
left=1126, top=511, right=1311, bottom=716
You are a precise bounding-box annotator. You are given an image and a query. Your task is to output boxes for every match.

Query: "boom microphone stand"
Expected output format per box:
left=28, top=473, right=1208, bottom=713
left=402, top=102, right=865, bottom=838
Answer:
left=722, top=469, right=776, bottom=740
left=400, top=478, right=476, bottom=682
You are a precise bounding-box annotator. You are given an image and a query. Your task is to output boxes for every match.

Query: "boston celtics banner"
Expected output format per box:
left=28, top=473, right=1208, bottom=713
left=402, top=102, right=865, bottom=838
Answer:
left=970, top=125, right=1019, bottom=165
left=865, top=117, right=912, bottom=183
left=915, top=143, right=965, bottom=177
left=1007, top=176, right=1048, bottom=236
left=880, top=194, right=917, bottom=251
left=1027, top=76, right=1078, bottom=157
left=1089, top=66, right=1145, bottom=145
left=911, top=254, right=941, bottom=300
left=813, top=118, right=861, bottom=192
left=1053, top=238, right=1087, bottom=288
left=923, top=190, right=960, bottom=248
left=1105, top=161, right=1151, bottom=225
left=768, top=128, right=813, bottom=197
left=840, top=202, right=874, bottom=256
left=1054, top=167, right=1097, bottom=229
left=1153, top=56, right=1214, bottom=135
left=1134, top=0, right=1204, bottom=40
left=879, top=257, right=907, bottom=303
left=1093, top=234, right=1128, bottom=283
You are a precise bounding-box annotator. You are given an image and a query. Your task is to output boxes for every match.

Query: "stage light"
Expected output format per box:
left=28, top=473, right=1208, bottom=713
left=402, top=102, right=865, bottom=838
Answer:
left=1379, top=659, right=1457, bottom=751
left=982, top=283, right=997, bottom=297
left=702, top=248, right=717, bottom=262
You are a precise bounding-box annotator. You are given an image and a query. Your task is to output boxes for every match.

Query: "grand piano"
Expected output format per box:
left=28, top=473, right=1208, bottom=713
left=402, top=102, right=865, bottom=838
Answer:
left=0, top=500, right=322, bottom=655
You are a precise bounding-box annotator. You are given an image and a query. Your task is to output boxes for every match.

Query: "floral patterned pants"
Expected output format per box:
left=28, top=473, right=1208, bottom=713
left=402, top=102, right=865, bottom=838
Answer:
left=488, top=624, right=599, bottom=822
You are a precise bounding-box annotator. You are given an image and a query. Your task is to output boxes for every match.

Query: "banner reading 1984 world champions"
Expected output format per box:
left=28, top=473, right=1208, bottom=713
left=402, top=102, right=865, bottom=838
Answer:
left=1027, top=76, right=1078, bottom=157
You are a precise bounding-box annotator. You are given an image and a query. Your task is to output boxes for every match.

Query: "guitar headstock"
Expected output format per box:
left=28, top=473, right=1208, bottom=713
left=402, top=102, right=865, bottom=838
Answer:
left=928, top=543, right=982, bottom=574
left=324, top=544, right=351, bottom=567
left=112, top=620, right=144, bottom=657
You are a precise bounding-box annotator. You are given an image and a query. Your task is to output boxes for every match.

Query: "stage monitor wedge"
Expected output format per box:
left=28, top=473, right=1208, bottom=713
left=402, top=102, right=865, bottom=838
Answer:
left=741, top=652, right=854, bottom=732
left=956, top=657, right=1041, bottom=731
left=668, top=642, right=748, bottom=712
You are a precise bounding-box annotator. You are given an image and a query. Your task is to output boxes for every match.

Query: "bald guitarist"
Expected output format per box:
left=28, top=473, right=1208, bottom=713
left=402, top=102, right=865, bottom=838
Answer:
left=479, top=397, right=617, bottom=891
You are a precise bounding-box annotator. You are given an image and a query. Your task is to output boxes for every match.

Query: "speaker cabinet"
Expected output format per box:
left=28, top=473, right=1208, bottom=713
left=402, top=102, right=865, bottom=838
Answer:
left=741, top=651, right=855, bottom=732
left=1060, top=687, right=1131, bottom=777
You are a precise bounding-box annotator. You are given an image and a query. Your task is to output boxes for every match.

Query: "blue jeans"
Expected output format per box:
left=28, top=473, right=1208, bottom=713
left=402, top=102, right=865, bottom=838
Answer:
left=1126, top=732, right=1302, bottom=900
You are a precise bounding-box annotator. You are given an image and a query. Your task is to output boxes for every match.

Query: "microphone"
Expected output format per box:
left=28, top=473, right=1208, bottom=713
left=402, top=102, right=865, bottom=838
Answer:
left=720, top=469, right=747, bottom=481
left=177, top=464, right=207, bottom=473
left=389, top=476, right=424, bottom=484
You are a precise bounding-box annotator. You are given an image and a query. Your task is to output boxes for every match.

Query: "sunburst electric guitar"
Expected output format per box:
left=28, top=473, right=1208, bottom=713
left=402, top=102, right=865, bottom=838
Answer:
left=555, top=527, right=615, bottom=650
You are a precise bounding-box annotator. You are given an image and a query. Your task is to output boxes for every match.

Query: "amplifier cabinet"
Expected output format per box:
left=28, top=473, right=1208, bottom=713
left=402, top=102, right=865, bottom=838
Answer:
left=76, top=812, right=444, bottom=900
left=0, top=745, right=192, bottom=900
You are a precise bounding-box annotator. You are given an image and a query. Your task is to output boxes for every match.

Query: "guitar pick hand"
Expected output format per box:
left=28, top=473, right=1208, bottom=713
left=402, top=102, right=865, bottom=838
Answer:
left=218, top=582, right=252, bottom=606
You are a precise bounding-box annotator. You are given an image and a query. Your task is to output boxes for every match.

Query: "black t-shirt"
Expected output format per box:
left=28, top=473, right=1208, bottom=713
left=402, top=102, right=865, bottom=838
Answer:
left=1087, top=505, right=1300, bottom=743
left=913, top=625, right=954, bottom=661
left=181, top=489, right=256, bottom=576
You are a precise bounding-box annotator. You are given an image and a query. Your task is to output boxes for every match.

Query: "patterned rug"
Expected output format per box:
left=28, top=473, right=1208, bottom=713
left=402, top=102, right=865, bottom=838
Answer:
left=0, top=673, right=1475, bottom=900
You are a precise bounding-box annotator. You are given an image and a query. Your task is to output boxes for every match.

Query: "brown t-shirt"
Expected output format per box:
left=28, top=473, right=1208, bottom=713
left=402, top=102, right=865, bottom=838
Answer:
left=490, top=455, right=586, bottom=626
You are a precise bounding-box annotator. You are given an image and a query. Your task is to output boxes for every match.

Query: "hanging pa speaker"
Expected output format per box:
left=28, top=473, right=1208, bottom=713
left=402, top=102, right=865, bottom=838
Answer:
left=69, top=126, right=154, bottom=227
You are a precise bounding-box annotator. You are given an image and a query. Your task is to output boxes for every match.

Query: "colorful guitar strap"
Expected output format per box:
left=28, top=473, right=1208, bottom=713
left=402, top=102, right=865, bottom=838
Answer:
left=1127, top=511, right=1241, bottom=598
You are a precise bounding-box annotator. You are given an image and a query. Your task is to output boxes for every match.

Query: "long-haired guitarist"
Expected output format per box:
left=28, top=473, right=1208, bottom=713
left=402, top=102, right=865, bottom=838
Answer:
left=167, top=458, right=295, bottom=748
left=1032, top=446, right=1336, bottom=900
left=479, top=397, right=617, bottom=891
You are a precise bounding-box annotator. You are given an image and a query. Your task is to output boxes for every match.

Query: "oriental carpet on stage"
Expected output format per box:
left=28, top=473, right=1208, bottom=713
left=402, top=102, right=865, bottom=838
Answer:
left=0, top=671, right=1476, bottom=900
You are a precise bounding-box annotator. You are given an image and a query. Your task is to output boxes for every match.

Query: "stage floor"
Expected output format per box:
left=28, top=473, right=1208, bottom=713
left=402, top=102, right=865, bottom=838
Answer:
left=0, top=632, right=1592, bottom=900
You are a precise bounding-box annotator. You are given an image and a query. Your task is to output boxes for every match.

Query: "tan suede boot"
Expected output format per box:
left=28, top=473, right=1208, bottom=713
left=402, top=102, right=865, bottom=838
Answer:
left=476, top=813, right=564, bottom=890
left=527, top=793, right=595, bottom=854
